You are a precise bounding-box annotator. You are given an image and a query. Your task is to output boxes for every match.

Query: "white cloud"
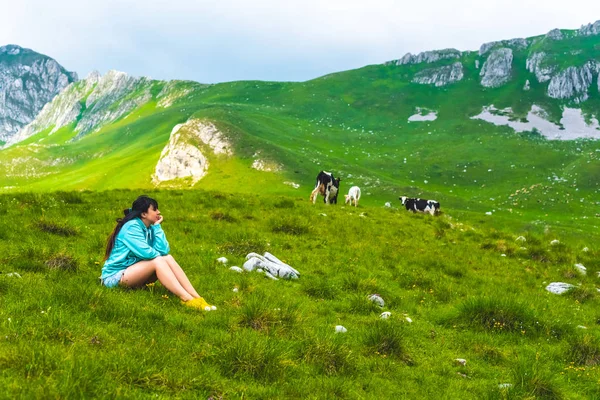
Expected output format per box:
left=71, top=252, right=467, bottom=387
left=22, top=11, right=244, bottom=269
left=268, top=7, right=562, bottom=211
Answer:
left=1, top=0, right=600, bottom=82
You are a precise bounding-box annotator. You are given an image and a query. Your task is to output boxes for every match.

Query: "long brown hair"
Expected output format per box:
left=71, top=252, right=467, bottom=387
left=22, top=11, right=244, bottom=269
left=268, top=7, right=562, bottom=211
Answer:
left=104, top=195, right=159, bottom=260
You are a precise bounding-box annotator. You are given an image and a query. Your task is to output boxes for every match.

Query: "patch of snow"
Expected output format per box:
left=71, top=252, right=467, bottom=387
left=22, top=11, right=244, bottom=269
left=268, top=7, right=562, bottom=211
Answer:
left=408, top=108, right=438, bottom=122
left=471, top=105, right=600, bottom=140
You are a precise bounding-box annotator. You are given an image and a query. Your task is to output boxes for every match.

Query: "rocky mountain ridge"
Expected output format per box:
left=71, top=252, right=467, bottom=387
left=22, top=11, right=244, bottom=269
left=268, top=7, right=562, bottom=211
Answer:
left=385, top=20, right=600, bottom=100
left=0, top=45, right=77, bottom=142
left=3, top=70, right=199, bottom=147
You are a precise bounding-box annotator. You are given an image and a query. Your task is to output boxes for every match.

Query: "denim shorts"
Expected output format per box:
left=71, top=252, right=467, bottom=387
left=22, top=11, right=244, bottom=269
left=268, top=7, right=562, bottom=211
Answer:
left=101, top=270, right=125, bottom=288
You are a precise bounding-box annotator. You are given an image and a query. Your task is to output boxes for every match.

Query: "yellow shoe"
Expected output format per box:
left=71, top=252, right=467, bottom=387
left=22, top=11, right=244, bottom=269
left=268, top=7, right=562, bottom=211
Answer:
left=183, top=297, right=217, bottom=311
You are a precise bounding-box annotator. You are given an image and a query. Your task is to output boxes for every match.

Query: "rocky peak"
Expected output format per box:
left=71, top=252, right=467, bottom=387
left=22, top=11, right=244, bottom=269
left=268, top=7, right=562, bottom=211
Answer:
left=579, top=20, right=600, bottom=36
left=546, top=29, right=564, bottom=40
left=479, top=38, right=528, bottom=56
left=386, top=49, right=461, bottom=66
left=0, top=44, right=77, bottom=142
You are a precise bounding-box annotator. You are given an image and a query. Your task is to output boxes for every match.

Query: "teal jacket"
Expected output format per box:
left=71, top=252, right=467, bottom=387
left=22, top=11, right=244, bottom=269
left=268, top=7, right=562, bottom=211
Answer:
left=101, top=218, right=170, bottom=279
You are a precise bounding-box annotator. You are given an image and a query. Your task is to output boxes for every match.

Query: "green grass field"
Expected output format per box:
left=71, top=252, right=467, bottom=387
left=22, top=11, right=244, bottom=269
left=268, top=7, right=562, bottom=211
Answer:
left=1, top=26, right=600, bottom=398
left=1, top=189, right=600, bottom=398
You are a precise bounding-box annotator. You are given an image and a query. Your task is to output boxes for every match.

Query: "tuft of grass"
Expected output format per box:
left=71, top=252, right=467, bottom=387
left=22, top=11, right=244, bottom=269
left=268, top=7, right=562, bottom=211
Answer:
left=273, top=198, right=295, bottom=209
left=568, top=334, right=600, bottom=366
left=218, top=333, right=290, bottom=382
left=567, top=285, right=597, bottom=303
left=508, top=355, right=564, bottom=400
left=302, top=277, right=338, bottom=300
left=363, top=321, right=412, bottom=363
left=45, top=254, right=78, bottom=272
left=209, top=210, right=237, bottom=223
left=270, top=216, right=310, bottom=235
left=303, top=336, right=357, bottom=376
left=455, top=297, right=544, bottom=335
left=35, top=220, right=78, bottom=237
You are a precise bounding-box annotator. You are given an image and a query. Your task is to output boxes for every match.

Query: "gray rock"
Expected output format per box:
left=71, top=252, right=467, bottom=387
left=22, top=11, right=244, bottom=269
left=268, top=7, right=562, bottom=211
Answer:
left=412, top=62, right=464, bottom=87
left=526, top=52, right=556, bottom=83
left=523, top=80, right=530, bottom=91
left=0, top=45, right=77, bottom=142
left=546, top=29, right=564, bottom=40
left=545, top=282, right=575, bottom=294
left=479, top=38, right=528, bottom=56
left=480, top=48, right=513, bottom=87
left=386, top=48, right=461, bottom=66
left=547, top=61, right=599, bottom=103
left=579, top=20, right=600, bottom=36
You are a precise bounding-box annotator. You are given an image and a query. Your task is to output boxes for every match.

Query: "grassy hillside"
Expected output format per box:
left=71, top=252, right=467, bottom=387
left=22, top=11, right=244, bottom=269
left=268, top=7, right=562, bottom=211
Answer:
left=1, top=189, right=600, bottom=398
left=2, top=30, right=600, bottom=232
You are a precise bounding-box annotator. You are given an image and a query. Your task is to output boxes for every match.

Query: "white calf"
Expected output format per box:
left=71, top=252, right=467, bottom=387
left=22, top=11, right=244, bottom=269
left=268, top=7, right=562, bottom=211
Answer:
left=344, top=186, right=361, bottom=207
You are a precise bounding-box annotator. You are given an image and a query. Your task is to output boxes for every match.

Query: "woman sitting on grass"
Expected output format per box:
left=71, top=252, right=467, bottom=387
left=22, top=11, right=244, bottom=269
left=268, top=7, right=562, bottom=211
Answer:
left=101, top=195, right=216, bottom=311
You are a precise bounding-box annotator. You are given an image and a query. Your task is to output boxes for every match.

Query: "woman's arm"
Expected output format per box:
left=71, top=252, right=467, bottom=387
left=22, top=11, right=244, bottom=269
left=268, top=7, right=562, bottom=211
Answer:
left=120, top=223, right=161, bottom=260
left=151, top=224, right=170, bottom=255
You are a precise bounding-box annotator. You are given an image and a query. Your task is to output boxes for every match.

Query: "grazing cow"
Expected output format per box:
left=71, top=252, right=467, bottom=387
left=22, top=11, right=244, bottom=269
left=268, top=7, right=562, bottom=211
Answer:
left=310, top=171, right=341, bottom=204
left=399, top=196, right=440, bottom=216
left=344, top=186, right=361, bottom=207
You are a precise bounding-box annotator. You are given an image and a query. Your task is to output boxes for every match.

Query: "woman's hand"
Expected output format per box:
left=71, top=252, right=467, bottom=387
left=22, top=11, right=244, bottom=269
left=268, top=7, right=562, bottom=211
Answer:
left=154, top=215, right=164, bottom=225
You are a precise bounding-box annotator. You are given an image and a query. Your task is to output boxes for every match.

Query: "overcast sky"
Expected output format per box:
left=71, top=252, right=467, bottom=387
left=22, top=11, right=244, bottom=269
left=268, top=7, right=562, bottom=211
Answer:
left=3, top=0, right=599, bottom=83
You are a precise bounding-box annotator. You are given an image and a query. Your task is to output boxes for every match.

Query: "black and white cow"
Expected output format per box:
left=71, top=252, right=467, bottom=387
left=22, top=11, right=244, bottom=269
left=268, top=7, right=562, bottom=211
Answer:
left=310, top=171, right=341, bottom=204
left=399, top=196, right=440, bottom=216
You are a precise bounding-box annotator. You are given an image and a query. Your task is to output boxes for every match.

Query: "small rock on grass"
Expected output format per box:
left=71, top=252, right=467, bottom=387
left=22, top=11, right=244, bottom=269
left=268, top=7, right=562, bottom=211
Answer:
left=335, top=325, right=347, bottom=333
left=217, top=257, right=228, bottom=264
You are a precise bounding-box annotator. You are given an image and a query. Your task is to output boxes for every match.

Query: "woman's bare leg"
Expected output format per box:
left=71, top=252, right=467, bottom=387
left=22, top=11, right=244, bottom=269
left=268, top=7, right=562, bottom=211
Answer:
left=162, top=255, right=201, bottom=298
left=120, top=257, right=194, bottom=301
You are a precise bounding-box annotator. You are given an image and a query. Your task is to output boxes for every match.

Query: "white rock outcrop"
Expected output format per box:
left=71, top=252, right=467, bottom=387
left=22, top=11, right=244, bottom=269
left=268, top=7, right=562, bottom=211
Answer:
left=547, top=61, right=599, bottom=103
left=152, top=119, right=231, bottom=185
left=525, top=52, right=556, bottom=83
left=480, top=48, right=513, bottom=88
left=412, top=62, right=464, bottom=87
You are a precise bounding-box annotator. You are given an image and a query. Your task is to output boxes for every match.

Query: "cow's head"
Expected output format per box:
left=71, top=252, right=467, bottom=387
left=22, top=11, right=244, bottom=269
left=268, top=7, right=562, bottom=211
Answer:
left=399, top=196, right=407, bottom=205
left=344, top=194, right=351, bottom=204
left=333, top=177, right=341, bottom=188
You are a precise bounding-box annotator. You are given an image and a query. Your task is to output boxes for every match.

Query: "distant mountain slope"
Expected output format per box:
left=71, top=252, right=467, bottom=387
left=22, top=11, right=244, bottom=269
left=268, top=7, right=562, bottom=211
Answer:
left=1, top=22, right=600, bottom=231
left=0, top=45, right=77, bottom=143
